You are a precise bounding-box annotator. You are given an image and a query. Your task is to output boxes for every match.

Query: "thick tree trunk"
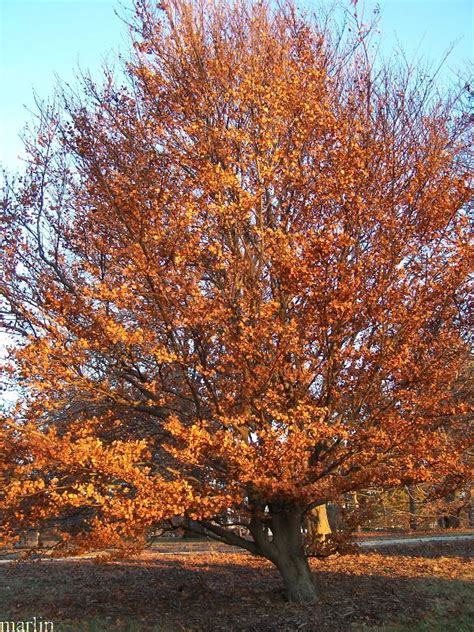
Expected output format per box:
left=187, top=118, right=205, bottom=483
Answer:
left=182, top=516, right=195, bottom=538
left=258, top=504, right=319, bottom=603
left=196, top=504, right=319, bottom=603
left=311, top=504, right=331, bottom=538
left=304, top=503, right=331, bottom=548
left=274, top=552, right=317, bottom=603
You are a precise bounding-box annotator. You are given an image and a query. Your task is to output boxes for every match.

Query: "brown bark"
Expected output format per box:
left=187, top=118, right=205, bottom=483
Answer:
left=467, top=488, right=473, bottom=527
left=274, top=552, right=317, bottom=603
left=182, top=516, right=198, bottom=538
left=192, top=506, right=318, bottom=602
left=352, top=492, right=362, bottom=532
left=268, top=506, right=319, bottom=603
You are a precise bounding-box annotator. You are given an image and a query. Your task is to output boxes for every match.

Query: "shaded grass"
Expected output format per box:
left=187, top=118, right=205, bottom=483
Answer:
left=362, top=580, right=473, bottom=632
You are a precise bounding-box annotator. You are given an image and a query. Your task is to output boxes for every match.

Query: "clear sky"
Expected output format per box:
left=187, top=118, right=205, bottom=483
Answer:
left=0, top=0, right=473, bottom=172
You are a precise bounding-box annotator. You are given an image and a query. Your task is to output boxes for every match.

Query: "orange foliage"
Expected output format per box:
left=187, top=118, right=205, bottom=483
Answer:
left=0, top=0, right=471, bottom=599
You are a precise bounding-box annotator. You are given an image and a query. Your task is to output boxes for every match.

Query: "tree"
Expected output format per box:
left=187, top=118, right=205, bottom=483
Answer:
left=0, top=0, right=471, bottom=603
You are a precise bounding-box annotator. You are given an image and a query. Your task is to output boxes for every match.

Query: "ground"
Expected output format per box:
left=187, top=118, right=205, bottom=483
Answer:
left=0, top=539, right=472, bottom=631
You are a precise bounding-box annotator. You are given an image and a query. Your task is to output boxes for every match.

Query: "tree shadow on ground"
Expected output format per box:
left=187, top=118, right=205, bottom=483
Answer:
left=366, top=539, right=473, bottom=559
left=0, top=550, right=472, bottom=631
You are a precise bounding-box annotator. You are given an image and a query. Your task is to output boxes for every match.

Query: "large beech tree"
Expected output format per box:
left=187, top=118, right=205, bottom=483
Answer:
left=1, top=0, right=472, bottom=602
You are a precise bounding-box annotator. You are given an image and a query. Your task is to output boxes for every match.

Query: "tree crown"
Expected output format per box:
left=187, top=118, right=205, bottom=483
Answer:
left=1, top=0, right=472, bottom=551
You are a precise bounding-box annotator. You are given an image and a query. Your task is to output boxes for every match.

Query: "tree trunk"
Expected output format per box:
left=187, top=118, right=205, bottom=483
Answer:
left=35, top=530, right=43, bottom=548
left=275, top=552, right=317, bottom=603
left=407, top=486, right=418, bottom=531
left=352, top=492, right=361, bottom=532
left=313, top=504, right=331, bottom=538
left=327, top=503, right=343, bottom=530
left=265, top=505, right=319, bottom=603
left=305, top=504, right=331, bottom=542
left=438, top=492, right=460, bottom=529
left=182, top=516, right=195, bottom=538
left=467, top=488, right=473, bottom=528
left=199, top=504, right=319, bottom=603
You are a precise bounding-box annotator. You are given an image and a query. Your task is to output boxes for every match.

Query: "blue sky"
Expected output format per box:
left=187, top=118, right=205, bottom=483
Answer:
left=0, top=0, right=472, bottom=172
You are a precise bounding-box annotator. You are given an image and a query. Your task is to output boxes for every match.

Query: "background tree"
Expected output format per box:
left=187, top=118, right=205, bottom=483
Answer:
left=0, top=0, right=471, bottom=603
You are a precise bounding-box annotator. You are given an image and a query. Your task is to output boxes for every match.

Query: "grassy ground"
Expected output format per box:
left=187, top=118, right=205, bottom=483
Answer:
left=0, top=539, right=472, bottom=631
